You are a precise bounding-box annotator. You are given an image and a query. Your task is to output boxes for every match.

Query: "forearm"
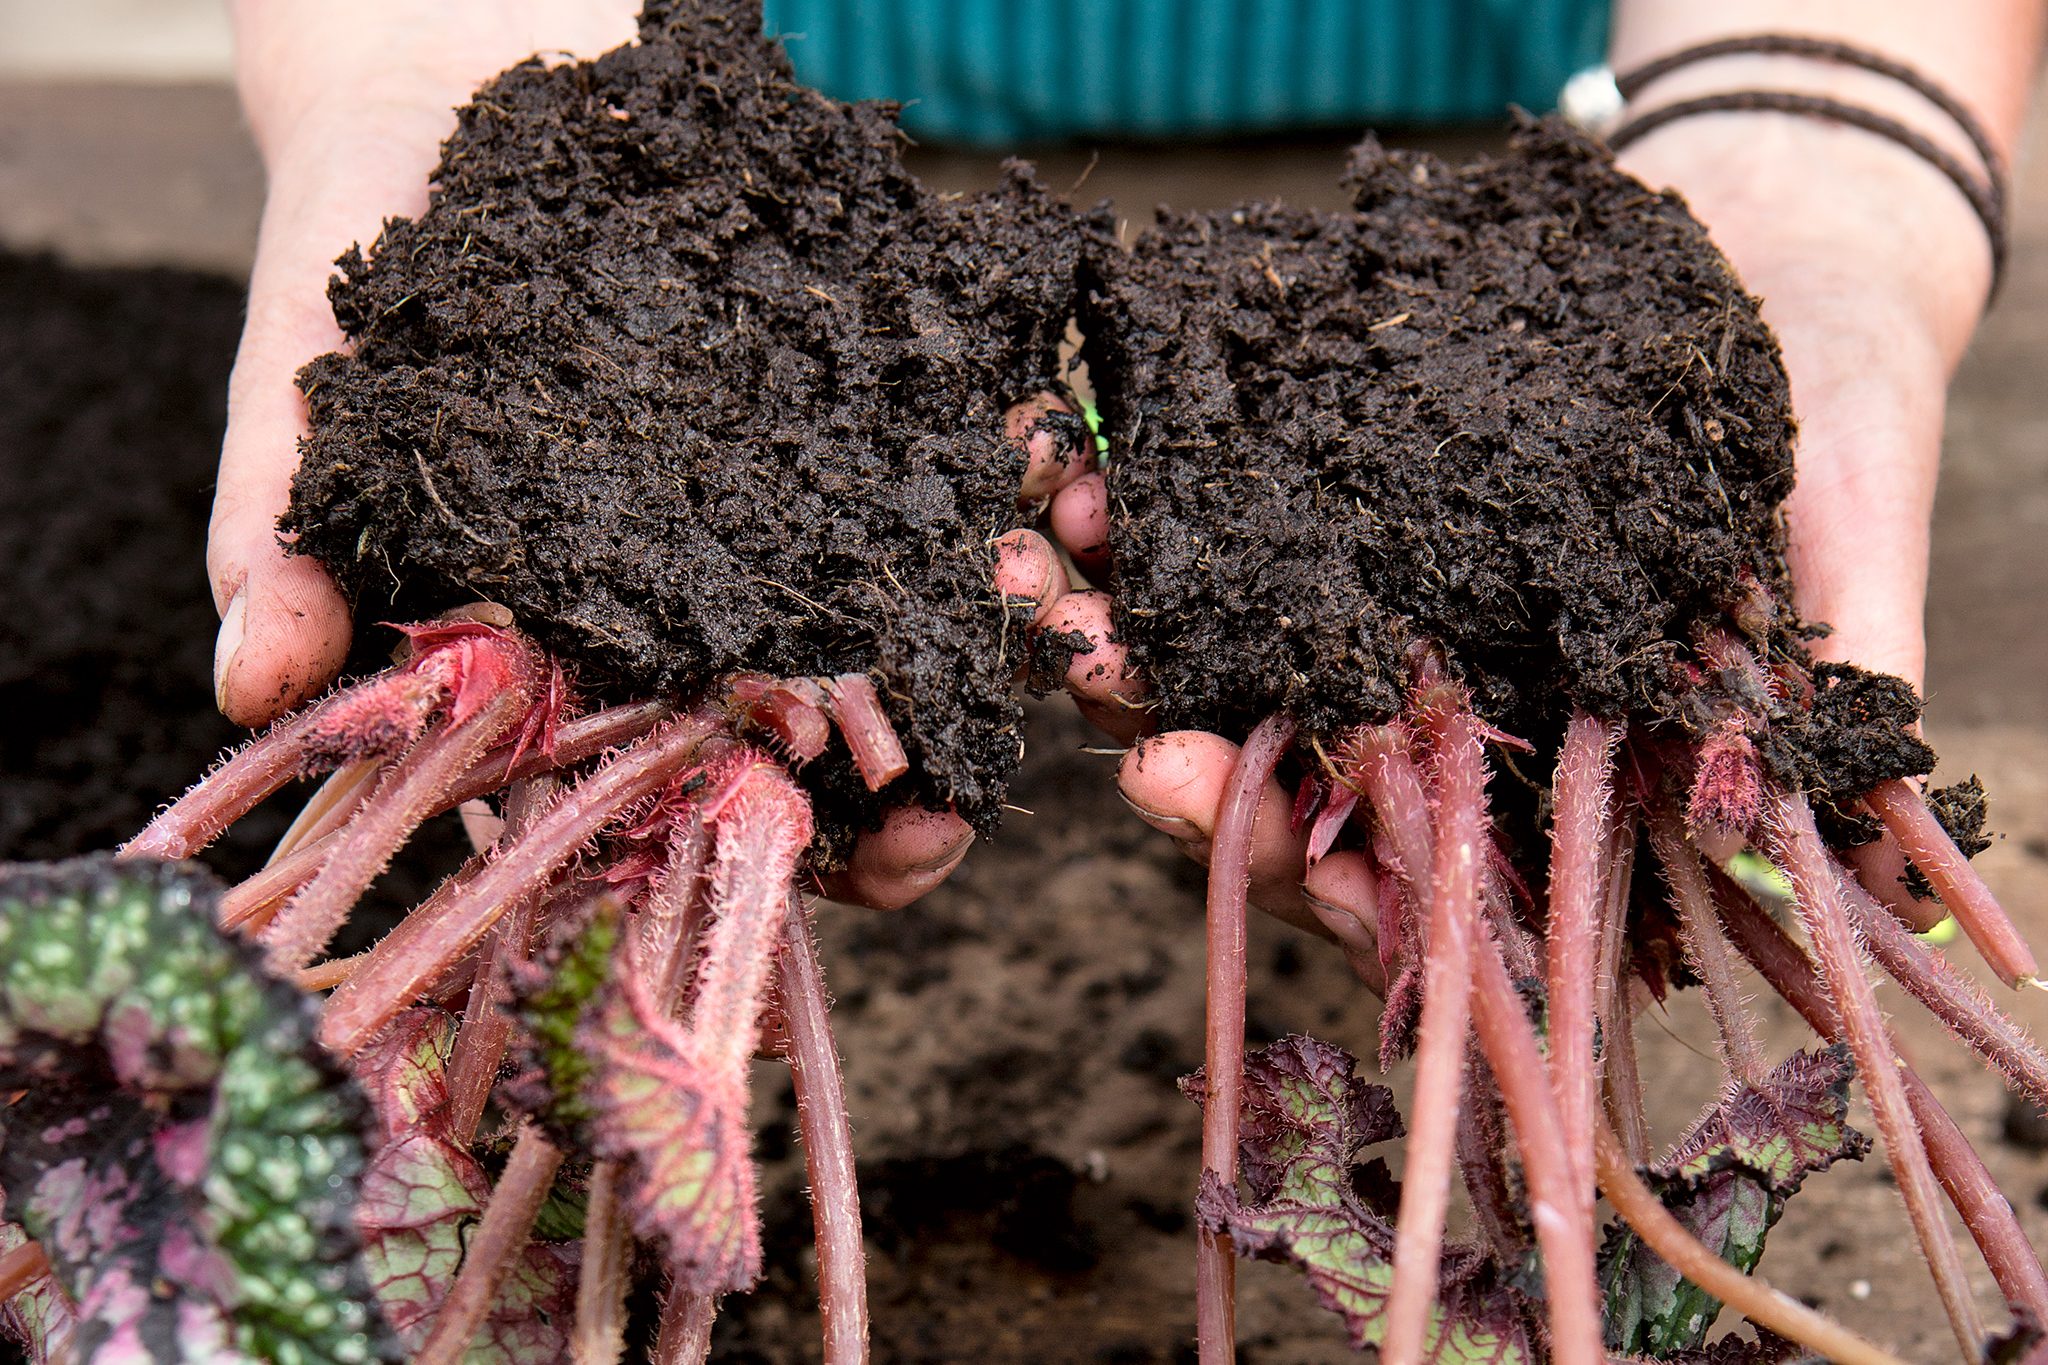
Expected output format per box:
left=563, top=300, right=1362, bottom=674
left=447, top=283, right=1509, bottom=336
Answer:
left=1609, top=0, right=2044, bottom=359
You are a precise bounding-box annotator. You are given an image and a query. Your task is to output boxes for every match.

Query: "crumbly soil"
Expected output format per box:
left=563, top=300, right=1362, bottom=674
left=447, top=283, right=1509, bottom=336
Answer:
left=8, top=236, right=2048, bottom=1364
left=1084, top=120, right=1803, bottom=753
left=285, top=0, right=1091, bottom=834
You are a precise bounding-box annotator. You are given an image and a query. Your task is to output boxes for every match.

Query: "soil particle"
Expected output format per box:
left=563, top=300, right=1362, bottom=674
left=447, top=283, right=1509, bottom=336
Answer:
left=286, top=0, right=1093, bottom=832
left=1755, top=661, right=1936, bottom=806
left=1083, top=120, right=1800, bottom=747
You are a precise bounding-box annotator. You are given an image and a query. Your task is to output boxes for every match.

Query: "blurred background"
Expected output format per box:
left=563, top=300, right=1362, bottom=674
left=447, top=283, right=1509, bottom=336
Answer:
left=3, top=4, right=2047, bottom=1361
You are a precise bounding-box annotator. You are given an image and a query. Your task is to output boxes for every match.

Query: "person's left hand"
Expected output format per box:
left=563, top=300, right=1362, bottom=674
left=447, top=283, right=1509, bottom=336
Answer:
left=1047, top=113, right=1994, bottom=941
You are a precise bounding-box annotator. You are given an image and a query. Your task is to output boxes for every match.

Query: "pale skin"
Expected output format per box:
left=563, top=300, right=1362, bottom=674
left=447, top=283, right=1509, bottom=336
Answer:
left=216, top=1, right=2040, bottom=912
left=215, top=0, right=1090, bottom=909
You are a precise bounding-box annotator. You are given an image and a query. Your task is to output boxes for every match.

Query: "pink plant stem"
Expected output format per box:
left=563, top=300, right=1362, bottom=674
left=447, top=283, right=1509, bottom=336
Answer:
left=1544, top=713, right=1620, bottom=1195
left=1844, top=832, right=1946, bottom=933
left=120, top=695, right=350, bottom=860
left=1381, top=706, right=1485, bottom=1365
left=446, top=779, right=556, bottom=1142
left=264, top=686, right=533, bottom=972
left=1840, top=867, right=2048, bottom=1106
left=1467, top=927, right=1604, bottom=1365
left=779, top=898, right=870, bottom=1365
left=1594, top=1120, right=1907, bottom=1365
left=414, top=1124, right=565, bottom=1365
left=1772, top=792, right=1987, bottom=1358
left=1646, top=800, right=1763, bottom=1085
left=652, top=1289, right=718, bottom=1365
left=1718, top=877, right=2048, bottom=1320
left=1454, top=1049, right=1523, bottom=1257
left=1346, top=725, right=1434, bottom=892
left=690, top=761, right=812, bottom=1080
left=1866, top=778, right=2038, bottom=988
left=218, top=702, right=672, bottom=933
left=267, top=758, right=380, bottom=864
left=642, top=813, right=711, bottom=1010
left=322, top=718, right=715, bottom=1054
left=572, top=1159, right=635, bottom=1365
left=1593, top=813, right=1651, bottom=1162
left=1196, top=712, right=1296, bottom=1365
left=824, top=674, right=909, bottom=791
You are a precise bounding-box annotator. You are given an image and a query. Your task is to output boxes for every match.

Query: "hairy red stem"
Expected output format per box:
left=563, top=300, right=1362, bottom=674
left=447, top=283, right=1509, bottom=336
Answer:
left=264, top=684, right=533, bottom=972
left=414, top=1125, right=564, bottom=1365
left=779, top=898, right=870, bottom=1365
left=1344, top=724, right=1434, bottom=894
left=1382, top=704, right=1486, bottom=1365
left=1841, top=868, right=2048, bottom=1107
left=445, top=779, right=555, bottom=1141
left=1468, top=925, right=1604, bottom=1364
left=1197, top=712, right=1296, bottom=1365
left=1843, top=831, right=1946, bottom=934
left=641, top=812, right=711, bottom=1009
left=1648, top=799, right=1763, bottom=1085
left=652, top=1289, right=718, bottom=1365
left=572, top=1159, right=635, bottom=1365
left=322, top=717, right=715, bottom=1054
left=1867, top=778, right=2037, bottom=988
left=1717, top=875, right=2048, bottom=1320
left=120, top=694, right=351, bottom=860
left=824, top=674, right=909, bottom=792
left=1545, top=713, right=1620, bottom=1194
left=1772, top=792, right=1987, bottom=1358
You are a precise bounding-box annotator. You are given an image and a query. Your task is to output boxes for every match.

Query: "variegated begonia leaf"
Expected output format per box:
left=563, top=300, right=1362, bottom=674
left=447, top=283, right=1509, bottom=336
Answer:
left=0, top=855, right=389, bottom=1362
left=1190, top=1034, right=1535, bottom=1363
left=352, top=1009, right=577, bottom=1364
left=1600, top=1046, right=1868, bottom=1357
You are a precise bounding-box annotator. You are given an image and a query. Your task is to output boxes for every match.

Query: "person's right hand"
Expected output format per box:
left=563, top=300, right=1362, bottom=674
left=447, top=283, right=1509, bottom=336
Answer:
left=214, top=0, right=643, bottom=728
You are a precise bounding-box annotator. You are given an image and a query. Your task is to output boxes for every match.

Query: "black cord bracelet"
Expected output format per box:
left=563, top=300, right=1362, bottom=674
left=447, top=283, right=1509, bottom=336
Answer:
left=1604, top=36, right=2010, bottom=295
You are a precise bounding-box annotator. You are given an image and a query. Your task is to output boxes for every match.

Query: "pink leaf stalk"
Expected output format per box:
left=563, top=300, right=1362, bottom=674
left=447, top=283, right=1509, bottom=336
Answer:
left=1838, top=868, right=2048, bottom=1106
left=1542, top=712, right=1620, bottom=1194
left=1643, top=796, right=1763, bottom=1086
left=262, top=630, right=544, bottom=970
left=823, top=675, right=910, bottom=791
left=413, top=1124, right=566, bottom=1365
left=1381, top=703, right=1485, bottom=1365
left=583, top=752, right=812, bottom=1297
left=322, top=716, right=717, bottom=1054
left=1771, top=792, right=1987, bottom=1358
left=779, top=898, right=870, bottom=1365
left=1197, top=713, right=1296, bottom=1365
left=1866, top=777, right=2038, bottom=988
left=1717, top=872, right=2048, bottom=1322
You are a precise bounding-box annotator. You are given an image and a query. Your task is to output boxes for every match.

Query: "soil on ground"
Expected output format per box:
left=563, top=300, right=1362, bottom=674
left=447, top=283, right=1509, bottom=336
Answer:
left=285, top=0, right=1094, bottom=836
left=1085, top=120, right=1804, bottom=757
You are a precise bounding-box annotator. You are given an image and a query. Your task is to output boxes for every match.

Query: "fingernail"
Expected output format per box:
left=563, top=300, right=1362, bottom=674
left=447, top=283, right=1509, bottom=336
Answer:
left=213, top=589, right=247, bottom=714
left=1118, top=790, right=1203, bottom=840
left=910, top=830, right=974, bottom=874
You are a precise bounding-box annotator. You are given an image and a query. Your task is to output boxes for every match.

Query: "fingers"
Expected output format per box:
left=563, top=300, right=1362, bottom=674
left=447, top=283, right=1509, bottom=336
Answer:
left=1039, top=590, right=1150, bottom=743
left=1117, top=732, right=1322, bottom=930
left=1049, top=471, right=1111, bottom=582
left=993, top=528, right=1069, bottom=626
left=816, top=806, right=975, bottom=911
left=1009, top=392, right=1092, bottom=501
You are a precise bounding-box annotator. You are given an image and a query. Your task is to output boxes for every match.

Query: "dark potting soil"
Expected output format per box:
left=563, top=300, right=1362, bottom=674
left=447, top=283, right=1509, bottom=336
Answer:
left=0, top=253, right=261, bottom=864
left=286, top=0, right=1092, bottom=835
left=1083, top=121, right=1915, bottom=790
left=0, top=251, right=468, bottom=916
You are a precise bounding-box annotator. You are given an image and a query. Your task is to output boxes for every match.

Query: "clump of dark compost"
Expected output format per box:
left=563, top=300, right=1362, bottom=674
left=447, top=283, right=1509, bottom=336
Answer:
left=286, top=0, right=1090, bottom=829
left=1083, top=120, right=1880, bottom=770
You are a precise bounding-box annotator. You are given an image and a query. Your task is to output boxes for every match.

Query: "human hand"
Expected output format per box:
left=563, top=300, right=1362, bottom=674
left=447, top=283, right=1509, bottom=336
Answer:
left=1057, top=112, right=1996, bottom=941
left=217, top=2, right=1093, bottom=910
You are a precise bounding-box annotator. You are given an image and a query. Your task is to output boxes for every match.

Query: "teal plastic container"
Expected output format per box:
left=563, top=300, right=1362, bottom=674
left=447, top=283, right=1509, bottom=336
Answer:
left=761, top=0, right=1609, bottom=144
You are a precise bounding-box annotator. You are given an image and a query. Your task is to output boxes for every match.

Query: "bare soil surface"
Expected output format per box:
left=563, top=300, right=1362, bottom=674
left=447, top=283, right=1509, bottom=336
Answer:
left=2, top=71, right=2046, bottom=1365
